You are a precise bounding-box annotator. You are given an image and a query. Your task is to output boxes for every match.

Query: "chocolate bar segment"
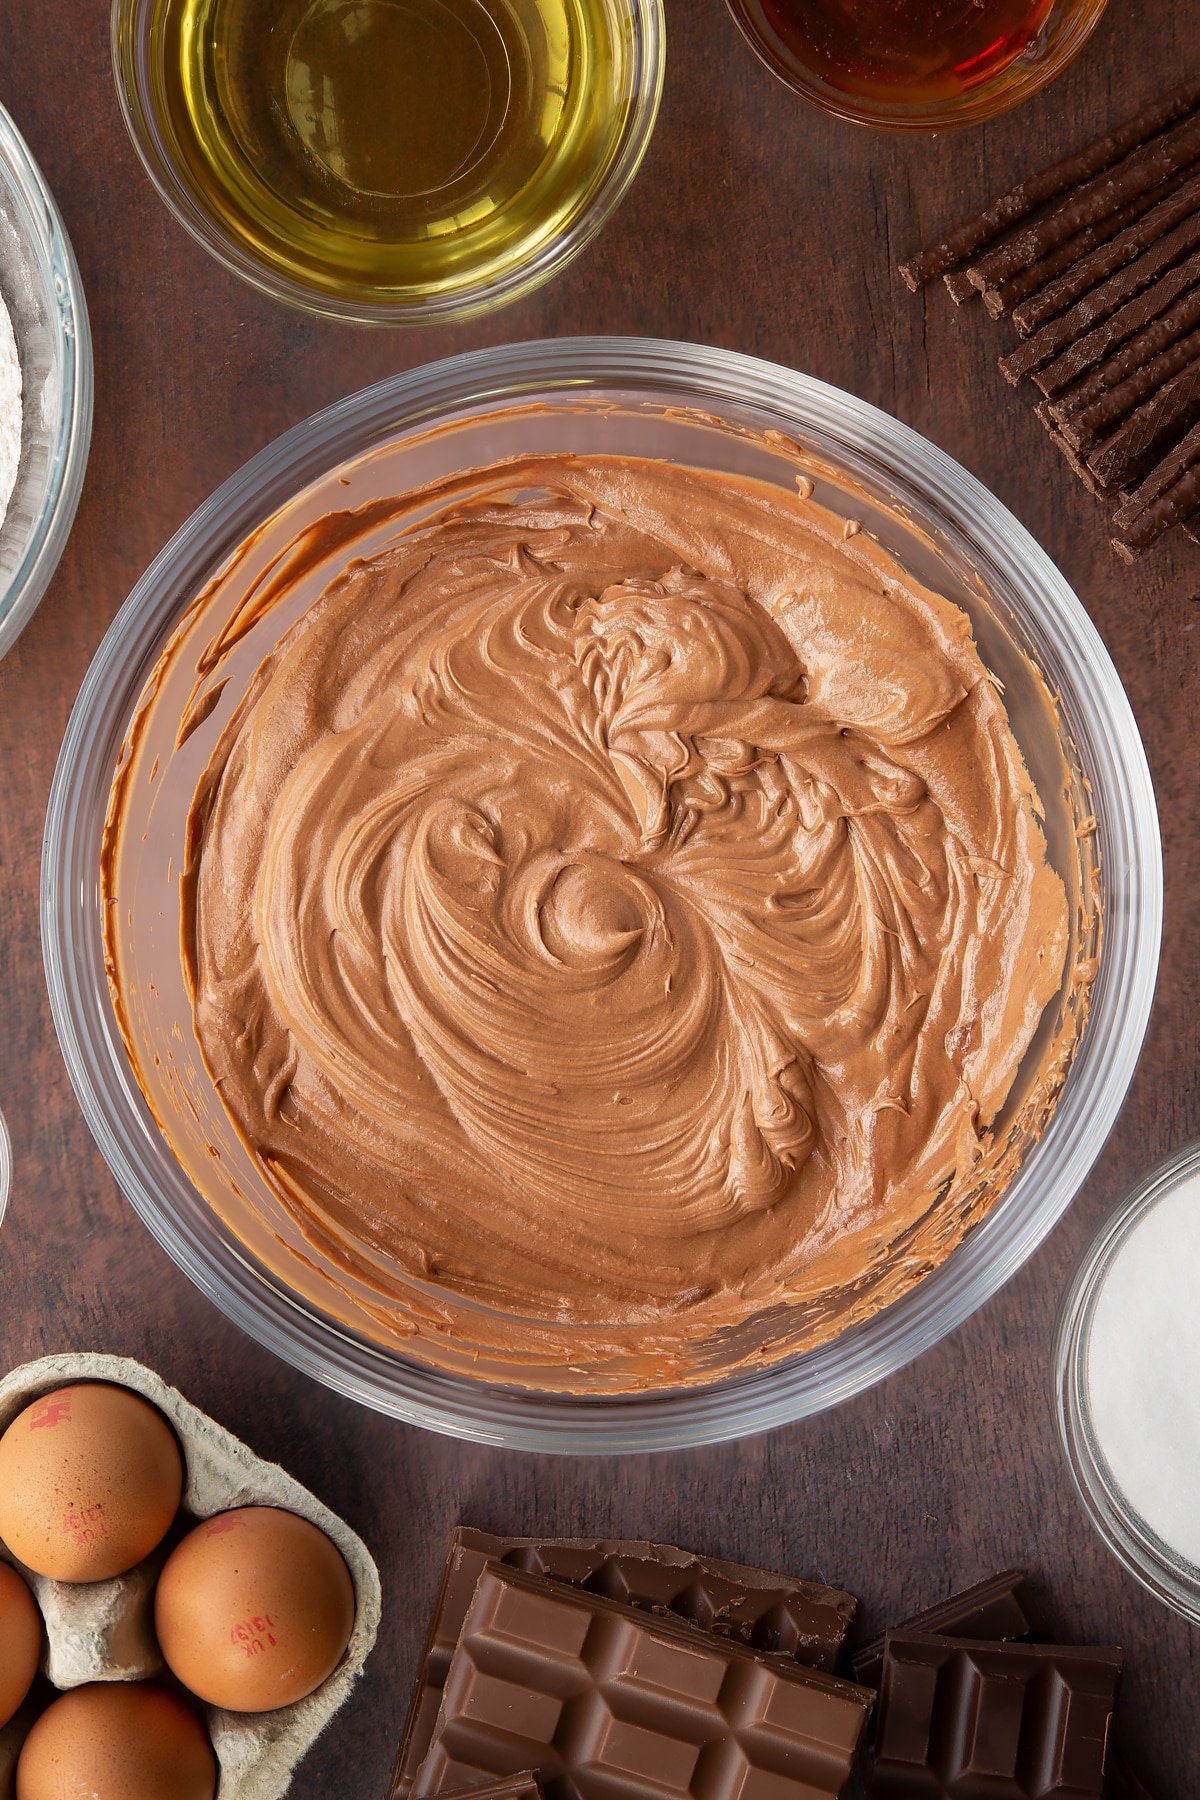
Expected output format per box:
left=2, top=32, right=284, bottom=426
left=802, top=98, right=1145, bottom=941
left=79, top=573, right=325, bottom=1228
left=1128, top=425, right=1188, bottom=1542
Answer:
left=392, top=1532, right=857, bottom=1799
left=870, top=1634, right=1122, bottom=1798
left=851, top=1570, right=1040, bottom=1690
left=414, top=1563, right=873, bottom=1800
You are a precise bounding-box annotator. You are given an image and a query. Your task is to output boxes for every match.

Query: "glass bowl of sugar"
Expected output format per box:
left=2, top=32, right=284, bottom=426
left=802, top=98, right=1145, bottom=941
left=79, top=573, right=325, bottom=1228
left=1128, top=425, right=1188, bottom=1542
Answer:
left=1056, top=1141, right=1200, bottom=1624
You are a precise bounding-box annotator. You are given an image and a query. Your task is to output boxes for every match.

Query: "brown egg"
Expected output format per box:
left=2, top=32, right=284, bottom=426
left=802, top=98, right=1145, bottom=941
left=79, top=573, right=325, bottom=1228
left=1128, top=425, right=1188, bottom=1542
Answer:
left=0, top=1562, right=40, bottom=1728
left=0, top=1384, right=184, bottom=1581
left=155, top=1506, right=355, bottom=1711
left=15, top=1681, right=216, bottom=1800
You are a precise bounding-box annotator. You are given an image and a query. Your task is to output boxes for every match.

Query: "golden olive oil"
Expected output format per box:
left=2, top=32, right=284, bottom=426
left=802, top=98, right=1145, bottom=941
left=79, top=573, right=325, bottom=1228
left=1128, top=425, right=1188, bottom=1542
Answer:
left=150, top=0, right=635, bottom=310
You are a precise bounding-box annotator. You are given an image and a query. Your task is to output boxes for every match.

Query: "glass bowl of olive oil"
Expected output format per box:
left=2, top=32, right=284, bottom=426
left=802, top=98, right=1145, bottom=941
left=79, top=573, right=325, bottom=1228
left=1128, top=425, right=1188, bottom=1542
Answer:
left=112, top=0, right=664, bottom=323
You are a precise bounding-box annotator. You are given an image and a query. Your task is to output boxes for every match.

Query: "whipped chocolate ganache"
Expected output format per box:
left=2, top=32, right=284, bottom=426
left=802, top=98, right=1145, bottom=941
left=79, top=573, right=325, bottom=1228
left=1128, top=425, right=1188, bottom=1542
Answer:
left=110, top=450, right=1077, bottom=1388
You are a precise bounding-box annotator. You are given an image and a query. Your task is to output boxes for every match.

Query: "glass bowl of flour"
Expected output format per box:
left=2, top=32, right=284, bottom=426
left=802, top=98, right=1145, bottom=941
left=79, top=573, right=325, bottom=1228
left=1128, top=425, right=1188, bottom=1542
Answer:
left=0, top=104, right=92, bottom=661
left=1057, top=1141, right=1200, bottom=1624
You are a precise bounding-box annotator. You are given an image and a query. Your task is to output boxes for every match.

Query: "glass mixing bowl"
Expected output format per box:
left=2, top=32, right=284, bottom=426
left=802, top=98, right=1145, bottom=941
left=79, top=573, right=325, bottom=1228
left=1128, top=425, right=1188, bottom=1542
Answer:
left=111, top=0, right=665, bottom=325
left=42, top=338, right=1161, bottom=1451
left=0, top=105, right=93, bottom=661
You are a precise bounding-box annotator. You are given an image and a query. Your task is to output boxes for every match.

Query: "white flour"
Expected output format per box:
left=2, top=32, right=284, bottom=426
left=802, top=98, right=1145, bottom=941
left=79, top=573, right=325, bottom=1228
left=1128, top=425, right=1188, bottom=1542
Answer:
left=1086, top=1167, right=1200, bottom=1571
left=0, top=282, right=21, bottom=532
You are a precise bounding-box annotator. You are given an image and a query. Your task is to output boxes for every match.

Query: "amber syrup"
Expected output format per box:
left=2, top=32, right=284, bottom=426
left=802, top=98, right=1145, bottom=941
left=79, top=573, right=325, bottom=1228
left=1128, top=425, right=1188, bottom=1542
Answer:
left=751, top=0, right=1061, bottom=107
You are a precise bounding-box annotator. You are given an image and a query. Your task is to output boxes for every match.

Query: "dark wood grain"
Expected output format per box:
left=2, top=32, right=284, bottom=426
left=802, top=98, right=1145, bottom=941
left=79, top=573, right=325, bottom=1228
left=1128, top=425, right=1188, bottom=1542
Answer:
left=1, top=3, right=1197, bottom=1795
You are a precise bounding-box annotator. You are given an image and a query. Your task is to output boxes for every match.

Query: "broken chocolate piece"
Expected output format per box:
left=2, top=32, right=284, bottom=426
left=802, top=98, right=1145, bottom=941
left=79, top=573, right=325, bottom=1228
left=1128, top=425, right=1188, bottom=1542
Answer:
left=851, top=1571, right=1041, bottom=1691
left=448, top=1779, right=542, bottom=1800
left=413, top=1563, right=873, bottom=1800
left=870, top=1634, right=1123, bottom=1798
left=392, top=1530, right=857, bottom=1799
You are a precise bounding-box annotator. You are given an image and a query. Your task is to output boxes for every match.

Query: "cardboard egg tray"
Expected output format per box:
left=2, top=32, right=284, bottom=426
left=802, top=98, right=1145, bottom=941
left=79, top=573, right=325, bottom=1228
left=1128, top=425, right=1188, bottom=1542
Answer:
left=0, top=1353, right=382, bottom=1800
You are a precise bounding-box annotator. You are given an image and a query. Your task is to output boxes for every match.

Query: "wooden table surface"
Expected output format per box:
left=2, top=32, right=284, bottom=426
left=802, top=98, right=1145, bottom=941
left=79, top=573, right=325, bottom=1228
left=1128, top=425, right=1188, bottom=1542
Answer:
left=1, top=1, right=1197, bottom=1792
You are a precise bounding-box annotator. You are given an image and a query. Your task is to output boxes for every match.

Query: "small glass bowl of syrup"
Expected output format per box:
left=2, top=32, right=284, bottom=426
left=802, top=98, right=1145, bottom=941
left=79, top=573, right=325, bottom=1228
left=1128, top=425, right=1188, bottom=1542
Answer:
left=112, top=0, right=664, bottom=322
left=725, top=0, right=1108, bottom=130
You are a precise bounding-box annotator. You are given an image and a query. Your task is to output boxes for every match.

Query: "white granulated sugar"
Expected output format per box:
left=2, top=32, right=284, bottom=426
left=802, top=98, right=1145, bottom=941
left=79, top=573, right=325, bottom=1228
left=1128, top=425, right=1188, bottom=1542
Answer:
left=1086, top=1169, right=1200, bottom=1571
left=0, top=282, right=20, bottom=531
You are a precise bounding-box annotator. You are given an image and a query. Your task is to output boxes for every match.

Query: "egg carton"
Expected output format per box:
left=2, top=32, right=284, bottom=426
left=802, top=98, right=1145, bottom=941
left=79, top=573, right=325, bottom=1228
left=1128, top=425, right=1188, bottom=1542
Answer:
left=0, top=1354, right=382, bottom=1800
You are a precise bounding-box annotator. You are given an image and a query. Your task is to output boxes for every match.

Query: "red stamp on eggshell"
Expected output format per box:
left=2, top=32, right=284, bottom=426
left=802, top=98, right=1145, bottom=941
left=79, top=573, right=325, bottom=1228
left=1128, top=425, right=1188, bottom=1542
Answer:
left=231, top=1614, right=279, bottom=1657
left=204, top=1513, right=241, bottom=1536
left=30, top=1393, right=73, bottom=1430
left=63, top=1501, right=108, bottom=1545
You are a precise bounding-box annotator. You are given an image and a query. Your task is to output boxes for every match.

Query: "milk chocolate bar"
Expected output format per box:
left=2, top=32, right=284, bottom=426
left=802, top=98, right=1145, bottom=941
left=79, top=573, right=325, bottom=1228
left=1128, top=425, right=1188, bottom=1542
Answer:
left=413, top=1562, right=873, bottom=1800
left=392, top=1530, right=857, bottom=1798
left=850, top=1570, right=1040, bottom=1690
left=870, top=1634, right=1122, bottom=1798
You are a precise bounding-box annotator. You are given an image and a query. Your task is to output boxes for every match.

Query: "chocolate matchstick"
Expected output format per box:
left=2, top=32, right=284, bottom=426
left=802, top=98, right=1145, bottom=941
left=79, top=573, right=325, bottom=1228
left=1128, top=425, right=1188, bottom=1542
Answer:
left=969, top=109, right=1200, bottom=302
left=1029, top=255, right=1200, bottom=398
left=1053, top=324, right=1200, bottom=451
left=899, top=81, right=1200, bottom=291
left=1001, top=213, right=1200, bottom=385
left=976, top=174, right=1194, bottom=320
left=1050, top=285, right=1200, bottom=425
left=1011, top=170, right=1200, bottom=336
left=1088, top=354, right=1200, bottom=489
left=1112, top=416, right=1200, bottom=555
left=1034, top=404, right=1113, bottom=499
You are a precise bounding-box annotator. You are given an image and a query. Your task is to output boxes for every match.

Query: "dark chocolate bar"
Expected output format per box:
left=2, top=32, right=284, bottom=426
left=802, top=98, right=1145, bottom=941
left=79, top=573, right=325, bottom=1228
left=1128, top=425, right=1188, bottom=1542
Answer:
left=869, top=1634, right=1123, bottom=1798
left=850, top=1570, right=1040, bottom=1691
left=413, top=1562, right=873, bottom=1800
left=392, top=1531, right=857, bottom=1799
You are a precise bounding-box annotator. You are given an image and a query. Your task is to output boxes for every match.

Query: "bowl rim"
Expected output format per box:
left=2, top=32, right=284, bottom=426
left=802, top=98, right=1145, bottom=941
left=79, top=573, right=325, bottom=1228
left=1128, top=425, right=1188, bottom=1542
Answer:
left=722, top=0, right=1108, bottom=132
left=109, top=0, right=667, bottom=325
left=0, top=103, right=94, bottom=661
left=42, top=336, right=1163, bottom=1452
left=1054, top=1139, right=1200, bottom=1625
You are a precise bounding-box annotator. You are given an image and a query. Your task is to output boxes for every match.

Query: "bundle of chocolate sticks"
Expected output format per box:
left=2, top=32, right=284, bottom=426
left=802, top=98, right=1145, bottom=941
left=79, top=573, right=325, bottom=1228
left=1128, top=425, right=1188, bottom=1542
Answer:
left=902, top=81, right=1200, bottom=562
